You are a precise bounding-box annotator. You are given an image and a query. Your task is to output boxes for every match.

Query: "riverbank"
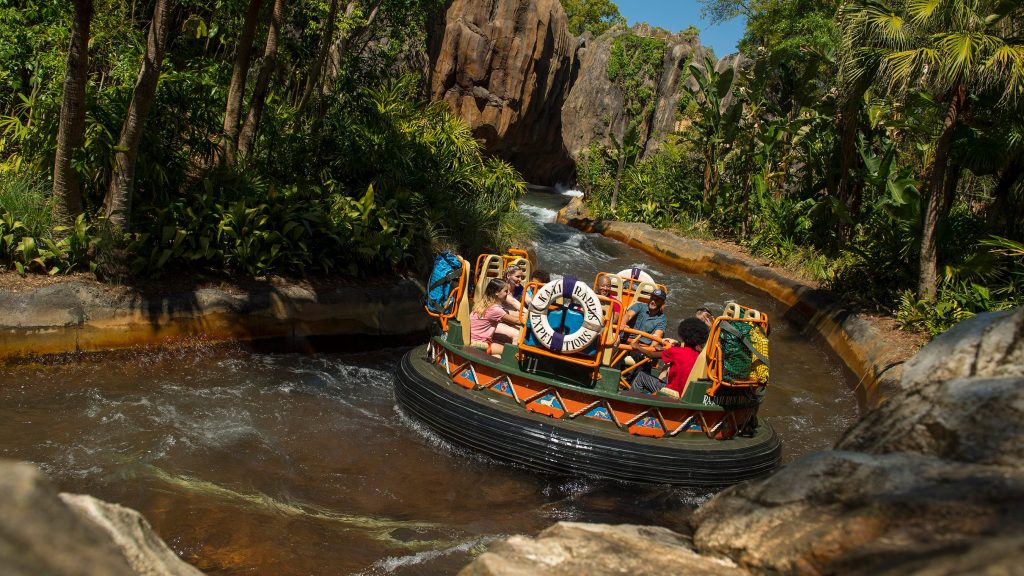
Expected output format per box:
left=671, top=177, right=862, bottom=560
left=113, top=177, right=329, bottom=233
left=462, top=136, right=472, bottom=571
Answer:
left=556, top=197, right=926, bottom=406
left=0, top=272, right=430, bottom=362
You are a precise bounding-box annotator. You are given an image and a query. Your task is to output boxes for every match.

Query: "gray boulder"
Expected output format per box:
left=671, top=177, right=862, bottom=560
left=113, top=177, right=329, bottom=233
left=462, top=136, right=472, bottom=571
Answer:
left=0, top=460, right=203, bottom=576
left=692, top=307, right=1024, bottom=574
left=837, top=307, right=1024, bottom=463
left=461, top=308, right=1024, bottom=575
left=458, top=522, right=748, bottom=576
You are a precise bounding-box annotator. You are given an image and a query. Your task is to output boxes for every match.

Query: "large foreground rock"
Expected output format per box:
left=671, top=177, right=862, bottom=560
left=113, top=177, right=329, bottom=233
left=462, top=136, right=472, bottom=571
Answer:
left=459, top=522, right=746, bottom=576
left=692, top=307, right=1024, bottom=574
left=0, top=460, right=203, bottom=575
left=461, top=307, right=1024, bottom=575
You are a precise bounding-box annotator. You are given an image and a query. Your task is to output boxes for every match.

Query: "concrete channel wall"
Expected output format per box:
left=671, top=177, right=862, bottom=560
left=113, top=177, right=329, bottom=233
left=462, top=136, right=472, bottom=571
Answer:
left=0, top=279, right=431, bottom=361
left=558, top=198, right=907, bottom=407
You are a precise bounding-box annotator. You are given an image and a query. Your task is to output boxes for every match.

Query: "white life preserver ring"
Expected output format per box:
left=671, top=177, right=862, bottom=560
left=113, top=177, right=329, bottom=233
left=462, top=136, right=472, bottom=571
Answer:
left=617, top=267, right=654, bottom=284
left=527, top=278, right=605, bottom=354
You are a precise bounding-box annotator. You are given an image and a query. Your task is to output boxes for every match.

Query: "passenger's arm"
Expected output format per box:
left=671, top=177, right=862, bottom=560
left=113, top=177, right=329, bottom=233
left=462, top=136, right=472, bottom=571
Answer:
left=622, top=308, right=637, bottom=325
left=632, top=341, right=664, bottom=360
left=501, top=311, right=522, bottom=326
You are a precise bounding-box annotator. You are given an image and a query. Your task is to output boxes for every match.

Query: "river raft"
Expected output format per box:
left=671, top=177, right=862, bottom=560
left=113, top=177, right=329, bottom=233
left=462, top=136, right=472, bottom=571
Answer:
left=395, top=250, right=782, bottom=486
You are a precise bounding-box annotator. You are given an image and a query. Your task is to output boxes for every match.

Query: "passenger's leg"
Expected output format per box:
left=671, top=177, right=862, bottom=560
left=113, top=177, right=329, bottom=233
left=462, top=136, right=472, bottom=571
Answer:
left=494, top=322, right=520, bottom=344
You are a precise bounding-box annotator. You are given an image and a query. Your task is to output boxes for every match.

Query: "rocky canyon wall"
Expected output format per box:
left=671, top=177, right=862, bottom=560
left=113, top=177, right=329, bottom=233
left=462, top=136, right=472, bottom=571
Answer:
left=427, top=0, right=710, bottom=186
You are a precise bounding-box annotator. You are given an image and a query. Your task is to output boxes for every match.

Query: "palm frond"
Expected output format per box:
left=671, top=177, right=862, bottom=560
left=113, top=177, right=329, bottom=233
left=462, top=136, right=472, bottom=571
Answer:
left=907, top=0, right=940, bottom=23
left=863, top=4, right=911, bottom=48
left=883, top=48, right=939, bottom=89
left=935, top=31, right=982, bottom=84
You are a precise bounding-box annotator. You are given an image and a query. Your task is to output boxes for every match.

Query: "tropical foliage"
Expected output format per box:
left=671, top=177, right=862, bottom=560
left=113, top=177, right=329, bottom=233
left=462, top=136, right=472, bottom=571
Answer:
left=583, top=0, right=1024, bottom=337
left=0, top=0, right=529, bottom=279
left=562, top=0, right=625, bottom=36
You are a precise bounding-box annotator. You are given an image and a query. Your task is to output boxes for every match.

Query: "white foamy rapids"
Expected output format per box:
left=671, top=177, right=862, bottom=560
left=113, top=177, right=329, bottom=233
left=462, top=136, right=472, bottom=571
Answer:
left=355, top=535, right=500, bottom=575
left=675, top=487, right=716, bottom=508
left=534, top=230, right=612, bottom=271
left=520, top=203, right=558, bottom=224
left=560, top=189, right=584, bottom=197
left=177, top=407, right=265, bottom=449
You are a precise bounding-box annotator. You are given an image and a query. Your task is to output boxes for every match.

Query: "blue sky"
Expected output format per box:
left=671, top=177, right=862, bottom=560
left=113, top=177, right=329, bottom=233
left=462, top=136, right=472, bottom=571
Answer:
left=613, top=0, right=746, bottom=56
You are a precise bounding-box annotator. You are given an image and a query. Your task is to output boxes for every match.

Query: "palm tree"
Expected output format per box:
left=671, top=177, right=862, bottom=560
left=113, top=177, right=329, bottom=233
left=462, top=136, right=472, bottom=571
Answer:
left=222, top=0, right=263, bottom=167
left=839, top=0, right=1024, bottom=299
left=52, top=0, right=93, bottom=230
left=104, top=0, right=171, bottom=231
left=237, top=0, right=286, bottom=162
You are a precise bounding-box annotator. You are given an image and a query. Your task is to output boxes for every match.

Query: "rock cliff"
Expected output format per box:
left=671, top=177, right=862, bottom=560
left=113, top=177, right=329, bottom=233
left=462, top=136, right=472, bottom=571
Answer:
left=427, top=0, right=708, bottom=185
left=427, top=0, right=577, bottom=184
left=460, top=307, right=1024, bottom=574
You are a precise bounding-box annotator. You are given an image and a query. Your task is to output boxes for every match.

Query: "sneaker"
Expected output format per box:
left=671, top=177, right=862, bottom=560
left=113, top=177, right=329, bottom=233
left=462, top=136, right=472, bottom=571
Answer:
left=656, top=387, right=680, bottom=400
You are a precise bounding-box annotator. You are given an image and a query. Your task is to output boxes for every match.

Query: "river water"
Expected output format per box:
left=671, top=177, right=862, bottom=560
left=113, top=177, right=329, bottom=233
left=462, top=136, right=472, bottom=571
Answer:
left=0, top=191, right=858, bottom=574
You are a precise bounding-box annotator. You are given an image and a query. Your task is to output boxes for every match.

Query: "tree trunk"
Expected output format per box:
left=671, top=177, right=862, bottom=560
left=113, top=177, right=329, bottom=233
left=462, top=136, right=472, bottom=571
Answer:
left=237, top=0, right=285, bottom=162
left=834, top=80, right=868, bottom=245
left=52, top=0, right=93, bottom=230
left=610, top=151, right=624, bottom=211
left=918, top=84, right=968, bottom=300
left=942, top=160, right=961, bottom=214
left=103, top=0, right=171, bottom=232
left=222, top=0, right=263, bottom=167
left=741, top=138, right=754, bottom=238
left=296, top=0, right=339, bottom=115
left=988, top=156, right=1022, bottom=235
left=327, top=1, right=382, bottom=83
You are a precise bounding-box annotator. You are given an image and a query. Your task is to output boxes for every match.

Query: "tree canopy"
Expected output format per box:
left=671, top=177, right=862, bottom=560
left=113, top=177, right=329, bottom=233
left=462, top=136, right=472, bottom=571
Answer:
left=561, top=0, right=625, bottom=36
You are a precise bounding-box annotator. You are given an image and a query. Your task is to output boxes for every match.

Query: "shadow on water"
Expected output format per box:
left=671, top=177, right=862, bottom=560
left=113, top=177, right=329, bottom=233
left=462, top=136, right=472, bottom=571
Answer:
left=0, top=190, right=859, bottom=575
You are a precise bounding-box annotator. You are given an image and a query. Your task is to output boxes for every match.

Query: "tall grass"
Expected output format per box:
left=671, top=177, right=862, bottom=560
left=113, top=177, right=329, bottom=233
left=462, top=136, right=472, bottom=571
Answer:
left=0, top=172, right=52, bottom=237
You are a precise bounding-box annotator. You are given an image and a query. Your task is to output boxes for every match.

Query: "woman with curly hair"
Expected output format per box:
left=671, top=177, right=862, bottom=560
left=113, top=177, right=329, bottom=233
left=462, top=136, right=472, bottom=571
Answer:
left=630, top=317, right=710, bottom=398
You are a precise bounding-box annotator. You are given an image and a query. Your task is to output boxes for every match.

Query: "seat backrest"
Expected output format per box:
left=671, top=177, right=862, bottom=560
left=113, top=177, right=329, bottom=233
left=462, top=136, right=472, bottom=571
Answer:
left=475, top=254, right=504, bottom=298
left=626, top=281, right=659, bottom=309
left=592, top=276, right=624, bottom=367
left=683, top=347, right=709, bottom=385
left=455, top=256, right=472, bottom=344
left=724, top=301, right=763, bottom=320
left=593, top=273, right=623, bottom=300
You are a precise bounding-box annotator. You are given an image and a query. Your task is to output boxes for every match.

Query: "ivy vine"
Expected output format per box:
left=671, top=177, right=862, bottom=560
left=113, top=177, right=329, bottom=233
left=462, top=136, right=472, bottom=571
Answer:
left=607, top=34, right=668, bottom=121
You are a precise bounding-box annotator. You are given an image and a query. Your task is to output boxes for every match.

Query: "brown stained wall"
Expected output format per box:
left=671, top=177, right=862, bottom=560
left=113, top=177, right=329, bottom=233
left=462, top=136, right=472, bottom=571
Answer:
left=0, top=279, right=431, bottom=362
left=558, top=198, right=906, bottom=407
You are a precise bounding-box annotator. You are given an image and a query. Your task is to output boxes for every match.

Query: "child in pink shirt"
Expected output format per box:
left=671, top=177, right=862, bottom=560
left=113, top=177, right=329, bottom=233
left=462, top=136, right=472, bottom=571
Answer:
left=470, top=278, right=522, bottom=357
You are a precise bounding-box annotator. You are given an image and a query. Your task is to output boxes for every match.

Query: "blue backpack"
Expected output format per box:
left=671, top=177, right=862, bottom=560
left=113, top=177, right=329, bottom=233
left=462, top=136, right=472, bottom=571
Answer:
left=425, top=251, right=464, bottom=314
